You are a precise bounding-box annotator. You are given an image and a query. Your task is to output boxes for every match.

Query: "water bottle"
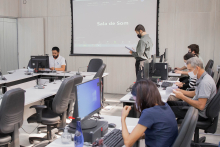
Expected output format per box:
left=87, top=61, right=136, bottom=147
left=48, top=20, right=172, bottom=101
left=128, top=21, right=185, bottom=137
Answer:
left=74, top=118, right=84, bottom=147
left=61, top=126, right=71, bottom=144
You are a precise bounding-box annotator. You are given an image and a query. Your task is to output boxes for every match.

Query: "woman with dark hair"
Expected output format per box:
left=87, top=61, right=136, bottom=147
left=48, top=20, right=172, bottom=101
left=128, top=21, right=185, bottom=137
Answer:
left=121, top=79, right=178, bottom=147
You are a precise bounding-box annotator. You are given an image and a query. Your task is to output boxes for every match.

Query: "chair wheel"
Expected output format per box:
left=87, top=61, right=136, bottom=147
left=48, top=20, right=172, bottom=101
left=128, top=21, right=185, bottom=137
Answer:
left=29, top=139, right=34, bottom=144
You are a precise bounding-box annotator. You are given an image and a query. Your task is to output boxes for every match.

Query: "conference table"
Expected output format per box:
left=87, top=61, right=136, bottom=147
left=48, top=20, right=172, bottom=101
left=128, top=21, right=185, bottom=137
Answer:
left=0, top=69, right=109, bottom=106
left=46, top=115, right=145, bottom=147
left=120, top=83, right=176, bottom=118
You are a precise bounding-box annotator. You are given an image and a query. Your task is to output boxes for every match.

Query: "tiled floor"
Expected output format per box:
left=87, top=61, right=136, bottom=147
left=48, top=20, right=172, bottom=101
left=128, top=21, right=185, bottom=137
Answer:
left=19, top=93, right=220, bottom=146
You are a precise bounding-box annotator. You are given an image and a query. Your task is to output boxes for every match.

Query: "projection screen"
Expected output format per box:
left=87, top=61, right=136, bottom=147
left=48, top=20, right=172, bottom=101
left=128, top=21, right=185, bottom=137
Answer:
left=71, top=0, right=159, bottom=56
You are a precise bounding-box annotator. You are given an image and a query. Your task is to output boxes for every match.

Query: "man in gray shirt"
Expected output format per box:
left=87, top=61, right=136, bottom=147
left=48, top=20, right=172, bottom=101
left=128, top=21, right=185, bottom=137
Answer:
left=168, top=57, right=216, bottom=120
left=130, top=24, right=153, bottom=76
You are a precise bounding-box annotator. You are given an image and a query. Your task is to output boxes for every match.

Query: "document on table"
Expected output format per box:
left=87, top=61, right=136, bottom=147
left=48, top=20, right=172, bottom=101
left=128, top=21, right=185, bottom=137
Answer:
left=125, top=46, right=135, bottom=52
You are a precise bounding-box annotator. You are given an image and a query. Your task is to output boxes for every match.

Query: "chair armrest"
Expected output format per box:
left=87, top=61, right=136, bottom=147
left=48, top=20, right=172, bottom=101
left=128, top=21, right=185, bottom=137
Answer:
left=30, top=105, right=47, bottom=109
left=30, top=105, right=47, bottom=123
left=181, top=106, right=190, bottom=110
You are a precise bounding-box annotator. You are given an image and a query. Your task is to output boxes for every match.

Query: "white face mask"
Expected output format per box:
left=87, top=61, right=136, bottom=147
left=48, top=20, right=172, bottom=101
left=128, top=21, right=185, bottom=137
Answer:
left=188, top=68, right=198, bottom=79
left=184, top=63, right=187, bottom=67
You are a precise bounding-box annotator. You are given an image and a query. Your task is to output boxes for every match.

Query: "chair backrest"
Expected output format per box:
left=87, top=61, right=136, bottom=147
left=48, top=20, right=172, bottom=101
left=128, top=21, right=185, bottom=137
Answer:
left=93, top=64, right=106, bottom=80
left=205, top=59, right=214, bottom=71
left=87, top=59, right=103, bottom=72
left=65, top=60, right=67, bottom=71
left=172, top=107, right=198, bottom=147
left=204, top=89, right=220, bottom=133
left=0, top=88, right=25, bottom=134
left=206, top=68, right=214, bottom=78
left=69, top=75, right=83, bottom=101
left=52, top=77, right=75, bottom=114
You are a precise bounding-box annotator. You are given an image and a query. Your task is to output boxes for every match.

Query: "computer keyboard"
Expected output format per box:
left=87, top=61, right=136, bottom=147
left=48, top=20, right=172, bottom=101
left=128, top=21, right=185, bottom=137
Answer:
left=103, top=129, right=124, bottom=147
left=161, top=82, right=173, bottom=88
left=168, top=77, right=179, bottom=81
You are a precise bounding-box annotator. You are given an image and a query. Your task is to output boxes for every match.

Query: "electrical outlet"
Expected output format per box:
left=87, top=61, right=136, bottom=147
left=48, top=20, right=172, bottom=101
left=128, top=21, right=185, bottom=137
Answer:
left=217, top=65, right=220, bottom=72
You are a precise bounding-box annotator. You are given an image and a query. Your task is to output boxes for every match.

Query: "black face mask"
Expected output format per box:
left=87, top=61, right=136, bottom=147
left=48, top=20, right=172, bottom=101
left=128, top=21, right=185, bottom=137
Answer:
left=53, top=55, right=59, bottom=59
left=137, top=32, right=142, bottom=39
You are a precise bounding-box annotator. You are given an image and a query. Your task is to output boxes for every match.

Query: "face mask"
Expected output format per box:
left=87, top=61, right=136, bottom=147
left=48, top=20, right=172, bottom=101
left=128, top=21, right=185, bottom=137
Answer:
left=53, top=55, right=58, bottom=59
left=137, top=31, right=142, bottom=38
left=188, top=68, right=198, bottom=79
left=184, top=63, right=187, bottom=67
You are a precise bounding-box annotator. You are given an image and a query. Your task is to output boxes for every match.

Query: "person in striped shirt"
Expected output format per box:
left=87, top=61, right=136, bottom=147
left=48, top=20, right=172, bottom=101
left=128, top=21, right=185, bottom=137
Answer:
left=175, top=53, right=197, bottom=90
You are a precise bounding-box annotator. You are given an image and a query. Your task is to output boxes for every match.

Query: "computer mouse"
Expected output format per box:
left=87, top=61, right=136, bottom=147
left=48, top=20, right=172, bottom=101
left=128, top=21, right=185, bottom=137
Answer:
left=108, top=123, right=116, bottom=128
left=1, top=77, right=7, bottom=80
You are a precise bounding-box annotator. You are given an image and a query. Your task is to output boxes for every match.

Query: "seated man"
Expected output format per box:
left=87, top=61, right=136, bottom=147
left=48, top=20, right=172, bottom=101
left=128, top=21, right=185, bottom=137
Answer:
left=168, top=57, right=216, bottom=120
left=49, top=47, right=66, bottom=71
left=175, top=44, right=203, bottom=75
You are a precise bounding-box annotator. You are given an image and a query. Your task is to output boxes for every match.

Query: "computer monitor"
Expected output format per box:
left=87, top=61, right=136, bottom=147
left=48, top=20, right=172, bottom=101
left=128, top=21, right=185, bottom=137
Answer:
left=164, top=48, right=168, bottom=62
left=159, top=54, right=164, bottom=63
left=30, top=56, right=49, bottom=71
left=151, top=54, right=156, bottom=73
left=70, top=78, right=101, bottom=129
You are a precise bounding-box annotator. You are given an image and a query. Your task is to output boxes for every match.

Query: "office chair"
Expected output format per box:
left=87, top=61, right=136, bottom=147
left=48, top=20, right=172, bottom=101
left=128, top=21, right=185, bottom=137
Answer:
left=177, top=89, right=220, bottom=147
left=206, top=68, right=214, bottom=78
left=27, top=77, right=76, bottom=146
left=172, top=107, right=198, bottom=147
left=87, top=58, right=103, bottom=72
left=67, top=75, right=83, bottom=118
left=0, top=88, right=25, bottom=147
left=205, top=59, right=214, bottom=71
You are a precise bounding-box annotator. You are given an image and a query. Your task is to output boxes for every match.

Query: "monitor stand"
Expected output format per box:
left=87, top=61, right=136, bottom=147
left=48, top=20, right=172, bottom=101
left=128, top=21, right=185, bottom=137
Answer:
left=69, top=119, right=97, bottom=130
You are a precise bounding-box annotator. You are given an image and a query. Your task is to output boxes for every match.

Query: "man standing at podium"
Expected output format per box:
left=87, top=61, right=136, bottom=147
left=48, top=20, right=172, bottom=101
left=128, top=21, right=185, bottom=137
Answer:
left=130, top=24, right=153, bottom=76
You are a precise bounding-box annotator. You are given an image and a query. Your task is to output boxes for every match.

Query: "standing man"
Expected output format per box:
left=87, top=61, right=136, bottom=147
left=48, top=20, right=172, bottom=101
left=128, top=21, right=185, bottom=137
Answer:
left=130, top=24, right=153, bottom=76
left=49, top=47, right=66, bottom=71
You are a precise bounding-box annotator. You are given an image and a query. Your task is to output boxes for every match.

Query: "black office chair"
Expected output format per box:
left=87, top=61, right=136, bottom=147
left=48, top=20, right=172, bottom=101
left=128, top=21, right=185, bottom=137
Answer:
left=93, top=64, right=106, bottom=80
left=27, top=77, right=76, bottom=146
left=0, top=88, right=25, bottom=147
left=87, top=59, right=103, bottom=72
left=178, top=89, right=220, bottom=147
left=67, top=75, right=83, bottom=118
left=172, top=107, right=198, bottom=147
left=205, top=59, right=214, bottom=71
left=206, top=68, right=214, bottom=78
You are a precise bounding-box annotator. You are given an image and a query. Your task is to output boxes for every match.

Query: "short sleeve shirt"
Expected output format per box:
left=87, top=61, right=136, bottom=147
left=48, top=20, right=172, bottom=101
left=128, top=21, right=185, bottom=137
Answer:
left=138, top=103, right=178, bottom=147
left=193, top=72, right=216, bottom=118
left=49, top=55, right=66, bottom=68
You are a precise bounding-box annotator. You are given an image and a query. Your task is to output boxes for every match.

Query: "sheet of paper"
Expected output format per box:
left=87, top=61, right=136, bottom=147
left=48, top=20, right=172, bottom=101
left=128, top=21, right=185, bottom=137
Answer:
left=125, top=46, right=135, bottom=52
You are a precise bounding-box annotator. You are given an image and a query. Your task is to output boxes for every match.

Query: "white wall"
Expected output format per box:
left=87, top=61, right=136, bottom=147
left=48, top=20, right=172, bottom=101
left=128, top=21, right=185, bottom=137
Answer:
left=18, top=18, right=44, bottom=68
left=15, top=0, right=220, bottom=94
left=0, top=0, right=19, bottom=18
left=0, top=18, right=18, bottom=74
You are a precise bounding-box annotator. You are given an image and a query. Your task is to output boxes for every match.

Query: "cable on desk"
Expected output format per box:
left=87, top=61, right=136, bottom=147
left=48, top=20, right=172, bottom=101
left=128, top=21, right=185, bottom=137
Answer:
left=21, top=124, right=40, bottom=134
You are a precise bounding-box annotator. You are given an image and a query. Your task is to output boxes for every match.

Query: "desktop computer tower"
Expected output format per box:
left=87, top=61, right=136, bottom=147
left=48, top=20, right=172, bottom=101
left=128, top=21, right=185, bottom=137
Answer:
left=68, top=120, right=108, bottom=143
left=149, top=63, right=168, bottom=80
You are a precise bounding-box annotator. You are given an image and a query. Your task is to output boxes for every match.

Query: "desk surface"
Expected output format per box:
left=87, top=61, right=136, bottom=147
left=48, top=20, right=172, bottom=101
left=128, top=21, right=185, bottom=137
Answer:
left=168, top=71, right=181, bottom=77
left=0, top=69, right=109, bottom=106
left=0, top=69, right=108, bottom=85
left=46, top=115, right=140, bottom=147
left=120, top=87, right=171, bottom=104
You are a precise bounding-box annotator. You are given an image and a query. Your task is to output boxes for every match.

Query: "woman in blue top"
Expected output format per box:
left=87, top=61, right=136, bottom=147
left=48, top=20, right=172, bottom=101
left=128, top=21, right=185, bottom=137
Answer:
left=121, top=79, right=178, bottom=147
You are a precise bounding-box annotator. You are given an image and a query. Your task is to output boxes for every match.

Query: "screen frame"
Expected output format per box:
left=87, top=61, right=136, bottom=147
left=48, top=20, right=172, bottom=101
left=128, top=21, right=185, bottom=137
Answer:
left=73, top=77, right=102, bottom=121
left=70, top=0, right=160, bottom=57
